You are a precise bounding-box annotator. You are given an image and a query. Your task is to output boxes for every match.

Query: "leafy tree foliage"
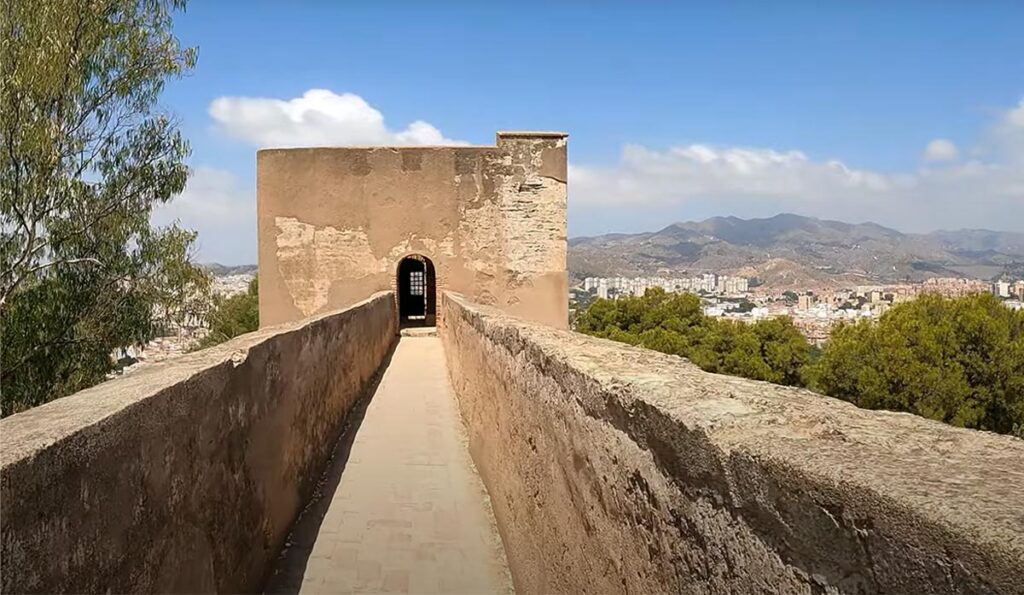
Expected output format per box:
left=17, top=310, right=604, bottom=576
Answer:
left=575, top=288, right=812, bottom=386
left=808, top=294, right=1024, bottom=436
left=1, top=0, right=209, bottom=416
left=194, top=279, right=259, bottom=350
left=578, top=289, right=1024, bottom=437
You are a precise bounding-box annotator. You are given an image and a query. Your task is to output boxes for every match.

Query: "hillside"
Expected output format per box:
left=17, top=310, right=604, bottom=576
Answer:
left=569, top=214, right=1024, bottom=288
left=203, top=263, right=258, bottom=277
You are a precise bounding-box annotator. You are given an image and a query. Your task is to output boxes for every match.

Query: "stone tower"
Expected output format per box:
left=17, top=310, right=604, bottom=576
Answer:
left=256, top=131, right=568, bottom=329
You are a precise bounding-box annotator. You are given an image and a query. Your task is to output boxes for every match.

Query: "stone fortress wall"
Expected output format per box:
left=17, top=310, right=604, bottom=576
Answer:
left=4, top=125, right=1023, bottom=593
left=1, top=294, right=397, bottom=594
left=3, top=290, right=1022, bottom=593
left=441, top=292, right=1024, bottom=595
left=256, top=131, right=568, bottom=329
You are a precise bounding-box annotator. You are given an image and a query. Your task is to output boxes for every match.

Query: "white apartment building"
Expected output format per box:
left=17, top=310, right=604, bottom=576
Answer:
left=584, top=274, right=752, bottom=300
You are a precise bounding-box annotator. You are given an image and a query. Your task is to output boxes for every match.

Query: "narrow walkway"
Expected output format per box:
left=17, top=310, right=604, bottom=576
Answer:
left=266, top=336, right=512, bottom=594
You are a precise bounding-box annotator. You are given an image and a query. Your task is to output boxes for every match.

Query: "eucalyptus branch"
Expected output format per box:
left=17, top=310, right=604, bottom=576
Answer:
left=1, top=0, right=202, bottom=415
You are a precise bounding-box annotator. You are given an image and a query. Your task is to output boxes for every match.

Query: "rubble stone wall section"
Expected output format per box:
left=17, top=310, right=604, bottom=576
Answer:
left=0, top=293, right=397, bottom=594
left=441, top=292, right=1024, bottom=595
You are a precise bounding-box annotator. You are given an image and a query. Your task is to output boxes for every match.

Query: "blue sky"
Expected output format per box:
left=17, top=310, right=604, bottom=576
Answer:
left=155, top=2, right=1024, bottom=264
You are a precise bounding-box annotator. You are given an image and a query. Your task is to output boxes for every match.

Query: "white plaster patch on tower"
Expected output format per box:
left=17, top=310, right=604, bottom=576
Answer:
left=274, top=217, right=386, bottom=316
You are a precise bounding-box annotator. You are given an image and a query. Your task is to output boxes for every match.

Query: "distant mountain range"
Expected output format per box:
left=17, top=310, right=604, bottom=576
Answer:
left=199, top=215, right=1024, bottom=290
left=202, top=263, right=257, bottom=276
left=569, top=214, right=1024, bottom=289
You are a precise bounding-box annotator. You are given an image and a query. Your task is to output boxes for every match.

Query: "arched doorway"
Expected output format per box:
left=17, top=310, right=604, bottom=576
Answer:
left=396, top=255, right=436, bottom=327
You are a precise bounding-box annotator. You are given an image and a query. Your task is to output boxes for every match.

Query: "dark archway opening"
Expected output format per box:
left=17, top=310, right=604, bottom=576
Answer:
left=397, top=255, right=436, bottom=328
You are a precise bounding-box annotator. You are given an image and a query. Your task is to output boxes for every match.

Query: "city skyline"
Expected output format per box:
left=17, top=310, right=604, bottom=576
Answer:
left=574, top=273, right=1024, bottom=346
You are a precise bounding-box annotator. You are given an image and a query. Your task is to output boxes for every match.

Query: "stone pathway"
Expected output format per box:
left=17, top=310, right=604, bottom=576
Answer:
left=265, top=336, right=512, bottom=594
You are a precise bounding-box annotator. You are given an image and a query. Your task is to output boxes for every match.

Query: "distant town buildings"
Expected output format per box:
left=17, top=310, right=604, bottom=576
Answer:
left=583, top=273, right=748, bottom=300
left=921, top=277, right=991, bottom=297
left=213, top=273, right=254, bottom=297
left=112, top=271, right=258, bottom=377
left=577, top=273, right=1024, bottom=346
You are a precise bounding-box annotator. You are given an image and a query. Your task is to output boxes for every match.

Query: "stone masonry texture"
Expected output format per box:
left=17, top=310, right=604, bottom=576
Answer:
left=265, top=336, right=511, bottom=594
left=0, top=293, right=397, bottom=594
left=5, top=286, right=1024, bottom=594
left=257, top=131, right=569, bottom=330
left=441, top=292, right=1024, bottom=595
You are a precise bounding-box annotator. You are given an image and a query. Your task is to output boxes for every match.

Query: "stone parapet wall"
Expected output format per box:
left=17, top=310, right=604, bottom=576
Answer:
left=0, top=292, right=397, bottom=594
left=441, top=292, right=1024, bottom=594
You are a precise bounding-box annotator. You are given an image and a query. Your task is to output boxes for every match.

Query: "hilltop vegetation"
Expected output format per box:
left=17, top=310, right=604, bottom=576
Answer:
left=576, top=290, right=1024, bottom=437
left=575, top=289, right=812, bottom=387
left=0, top=0, right=204, bottom=416
left=808, top=293, right=1024, bottom=436
left=193, top=279, right=259, bottom=350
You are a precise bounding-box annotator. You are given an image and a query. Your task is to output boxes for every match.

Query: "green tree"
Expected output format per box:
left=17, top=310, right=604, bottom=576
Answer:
left=1, top=0, right=208, bottom=416
left=194, top=279, right=259, bottom=350
left=808, top=294, right=1024, bottom=436
left=576, top=288, right=812, bottom=388
left=751, top=316, right=813, bottom=386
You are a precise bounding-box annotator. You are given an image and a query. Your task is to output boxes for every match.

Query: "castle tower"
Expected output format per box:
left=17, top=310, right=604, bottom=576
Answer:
left=256, top=131, right=568, bottom=329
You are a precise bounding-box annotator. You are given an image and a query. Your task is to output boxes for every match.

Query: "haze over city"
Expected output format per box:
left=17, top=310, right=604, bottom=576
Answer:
left=154, top=2, right=1024, bottom=265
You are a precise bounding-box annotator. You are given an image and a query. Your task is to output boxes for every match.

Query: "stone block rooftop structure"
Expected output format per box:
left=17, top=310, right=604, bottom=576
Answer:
left=3, top=131, right=1023, bottom=594
left=257, top=131, right=569, bottom=330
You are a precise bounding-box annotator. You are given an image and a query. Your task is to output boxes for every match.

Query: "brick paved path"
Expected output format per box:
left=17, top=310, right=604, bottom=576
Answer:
left=266, top=336, right=512, bottom=594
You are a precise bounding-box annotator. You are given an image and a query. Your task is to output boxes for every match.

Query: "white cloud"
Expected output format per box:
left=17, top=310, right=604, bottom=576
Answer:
left=1008, top=98, right=1024, bottom=128
left=157, top=91, right=469, bottom=263
left=570, top=144, right=900, bottom=207
left=993, top=98, right=1024, bottom=166
left=153, top=167, right=256, bottom=264
left=923, top=138, right=958, bottom=162
left=208, top=89, right=466, bottom=148
left=171, top=95, right=1024, bottom=263
left=570, top=99, right=1024, bottom=232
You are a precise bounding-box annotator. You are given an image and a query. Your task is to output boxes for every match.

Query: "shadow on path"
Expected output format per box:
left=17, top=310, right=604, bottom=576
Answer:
left=262, top=341, right=398, bottom=594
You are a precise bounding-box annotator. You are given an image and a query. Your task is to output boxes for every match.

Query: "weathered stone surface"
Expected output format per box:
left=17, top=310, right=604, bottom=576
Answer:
left=257, top=131, right=568, bottom=330
left=264, top=336, right=512, bottom=594
left=0, top=293, right=397, bottom=594
left=441, top=292, right=1024, bottom=594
